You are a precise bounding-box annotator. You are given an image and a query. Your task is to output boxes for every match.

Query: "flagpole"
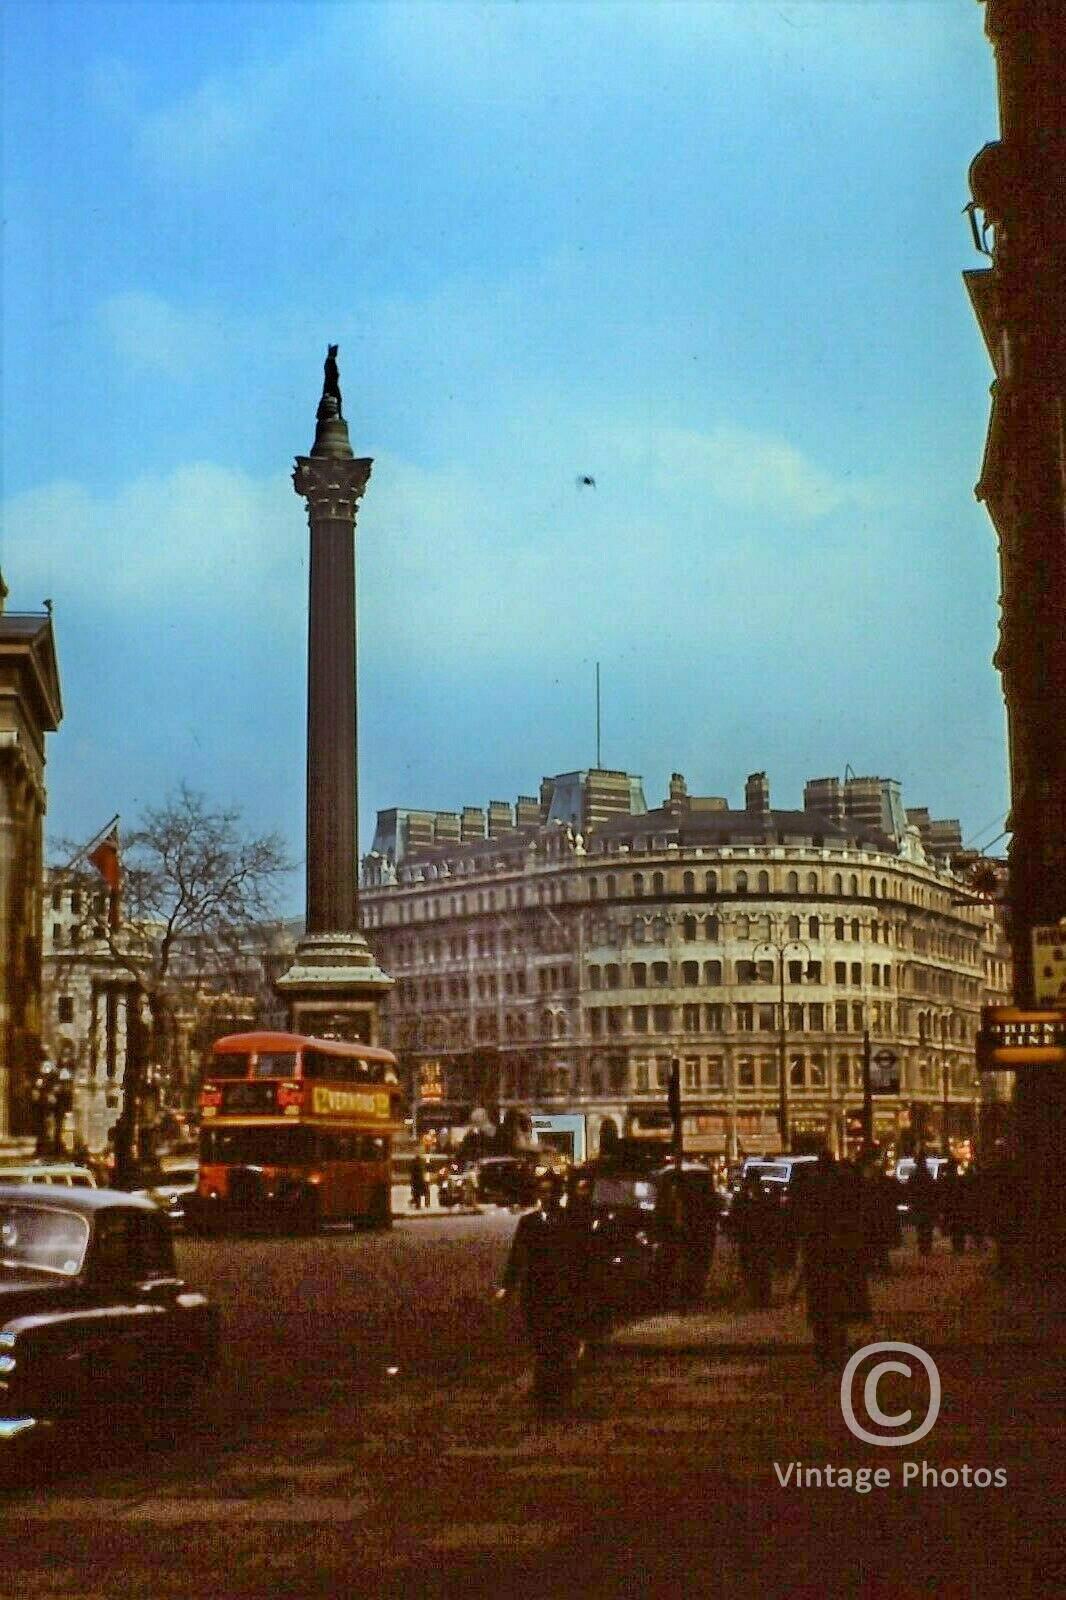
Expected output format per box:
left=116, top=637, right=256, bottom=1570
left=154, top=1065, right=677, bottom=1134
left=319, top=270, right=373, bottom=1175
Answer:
left=62, top=814, right=120, bottom=875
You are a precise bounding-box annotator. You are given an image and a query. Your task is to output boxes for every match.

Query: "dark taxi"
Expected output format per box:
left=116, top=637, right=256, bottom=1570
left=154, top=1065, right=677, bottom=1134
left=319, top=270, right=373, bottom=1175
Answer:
left=0, top=1186, right=220, bottom=1442
left=586, top=1159, right=720, bottom=1316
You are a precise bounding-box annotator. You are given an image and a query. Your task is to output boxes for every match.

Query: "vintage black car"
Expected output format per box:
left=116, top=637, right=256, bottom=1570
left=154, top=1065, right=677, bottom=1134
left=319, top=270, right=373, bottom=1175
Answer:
left=587, top=1159, right=720, bottom=1316
left=0, top=1186, right=220, bottom=1442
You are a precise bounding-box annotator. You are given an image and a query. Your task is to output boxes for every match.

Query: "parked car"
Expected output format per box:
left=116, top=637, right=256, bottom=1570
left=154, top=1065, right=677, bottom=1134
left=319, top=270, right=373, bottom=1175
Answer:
left=437, top=1161, right=479, bottom=1209
left=131, top=1163, right=200, bottom=1229
left=475, top=1156, right=541, bottom=1207
left=893, top=1156, right=951, bottom=1215
left=0, top=1186, right=220, bottom=1444
left=0, top=1162, right=97, bottom=1190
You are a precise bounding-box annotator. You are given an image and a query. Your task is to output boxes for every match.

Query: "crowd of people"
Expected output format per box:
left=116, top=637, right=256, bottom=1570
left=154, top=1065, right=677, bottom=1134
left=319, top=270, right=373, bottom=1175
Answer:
left=497, top=1147, right=1015, bottom=1414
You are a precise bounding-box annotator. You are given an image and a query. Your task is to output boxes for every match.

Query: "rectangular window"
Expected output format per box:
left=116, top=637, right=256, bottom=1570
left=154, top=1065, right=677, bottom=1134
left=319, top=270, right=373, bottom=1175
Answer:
left=735, top=1004, right=754, bottom=1032
left=758, top=1004, right=776, bottom=1032
left=704, top=1005, right=724, bottom=1032
left=652, top=962, right=669, bottom=986
left=835, top=1000, right=848, bottom=1030
left=682, top=961, right=699, bottom=986
left=835, top=962, right=847, bottom=984
left=809, top=1003, right=825, bottom=1030
left=851, top=963, right=862, bottom=985
left=759, top=1057, right=778, bottom=1087
left=737, top=1057, right=755, bottom=1087
left=851, top=1002, right=864, bottom=1031
left=635, top=1061, right=650, bottom=1093
left=607, top=1008, right=623, bottom=1035
left=807, top=961, right=822, bottom=983
left=652, top=1006, right=672, bottom=1033
left=788, top=1003, right=804, bottom=1032
left=588, top=1010, right=603, bottom=1036
left=684, top=1057, right=700, bottom=1091
left=57, top=995, right=75, bottom=1023
left=683, top=1003, right=701, bottom=1031
left=787, top=960, right=803, bottom=984
left=632, top=1005, right=649, bottom=1033
left=705, top=1057, right=725, bottom=1089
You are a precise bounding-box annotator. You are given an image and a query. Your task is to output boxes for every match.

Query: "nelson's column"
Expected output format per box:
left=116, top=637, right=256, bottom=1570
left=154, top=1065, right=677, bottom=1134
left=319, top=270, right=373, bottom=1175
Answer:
left=275, top=347, right=392, bottom=1039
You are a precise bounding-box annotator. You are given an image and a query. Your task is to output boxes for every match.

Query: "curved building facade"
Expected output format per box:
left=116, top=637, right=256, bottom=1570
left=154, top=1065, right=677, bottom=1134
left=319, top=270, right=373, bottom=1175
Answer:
left=361, top=769, right=1010, bottom=1160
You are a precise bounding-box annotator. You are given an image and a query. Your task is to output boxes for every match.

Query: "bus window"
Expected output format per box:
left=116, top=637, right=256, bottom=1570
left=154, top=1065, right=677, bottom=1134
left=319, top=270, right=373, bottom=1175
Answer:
left=303, top=1049, right=359, bottom=1082
left=254, top=1051, right=299, bottom=1079
left=359, top=1135, right=387, bottom=1161
left=209, top=1054, right=254, bottom=1080
left=208, top=1050, right=299, bottom=1080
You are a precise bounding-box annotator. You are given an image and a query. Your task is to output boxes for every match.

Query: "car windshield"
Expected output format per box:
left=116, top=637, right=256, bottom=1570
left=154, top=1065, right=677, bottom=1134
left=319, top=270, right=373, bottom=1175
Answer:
left=0, top=1203, right=90, bottom=1277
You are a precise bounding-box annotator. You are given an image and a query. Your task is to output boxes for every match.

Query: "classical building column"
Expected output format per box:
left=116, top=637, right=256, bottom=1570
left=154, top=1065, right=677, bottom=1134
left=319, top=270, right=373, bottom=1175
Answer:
left=275, top=349, right=392, bottom=1042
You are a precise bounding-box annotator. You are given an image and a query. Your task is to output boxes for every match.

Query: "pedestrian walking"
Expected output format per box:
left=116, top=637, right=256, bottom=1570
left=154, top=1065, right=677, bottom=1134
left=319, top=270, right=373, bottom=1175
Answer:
left=410, top=1154, right=430, bottom=1211
left=731, top=1173, right=779, bottom=1309
left=496, top=1171, right=594, bottom=1416
left=797, top=1154, right=869, bottom=1370
left=938, top=1159, right=966, bottom=1253
left=908, top=1151, right=937, bottom=1256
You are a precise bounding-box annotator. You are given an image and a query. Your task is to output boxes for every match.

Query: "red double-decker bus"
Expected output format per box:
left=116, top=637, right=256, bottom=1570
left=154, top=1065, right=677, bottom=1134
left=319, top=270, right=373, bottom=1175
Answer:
left=187, top=1031, right=403, bottom=1233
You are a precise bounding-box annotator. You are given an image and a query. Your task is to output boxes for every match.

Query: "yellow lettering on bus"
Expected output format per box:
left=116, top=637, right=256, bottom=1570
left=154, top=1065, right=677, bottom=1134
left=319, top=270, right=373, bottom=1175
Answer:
left=310, top=1086, right=389, bottom=1119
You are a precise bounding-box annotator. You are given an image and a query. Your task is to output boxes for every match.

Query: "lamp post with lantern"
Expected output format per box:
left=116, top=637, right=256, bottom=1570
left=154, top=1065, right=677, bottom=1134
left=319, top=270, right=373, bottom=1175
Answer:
left=753, top=934, right=810, bottom=1154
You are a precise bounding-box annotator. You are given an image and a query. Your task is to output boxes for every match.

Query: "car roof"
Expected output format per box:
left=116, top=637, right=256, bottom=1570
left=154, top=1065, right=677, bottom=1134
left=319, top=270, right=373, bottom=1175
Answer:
left=0, top=1184, right=160, bottom=1213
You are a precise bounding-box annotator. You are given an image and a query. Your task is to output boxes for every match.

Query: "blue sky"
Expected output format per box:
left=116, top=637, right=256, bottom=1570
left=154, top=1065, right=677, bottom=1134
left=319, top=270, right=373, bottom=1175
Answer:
left=2, top=1, right=1007, bottom=910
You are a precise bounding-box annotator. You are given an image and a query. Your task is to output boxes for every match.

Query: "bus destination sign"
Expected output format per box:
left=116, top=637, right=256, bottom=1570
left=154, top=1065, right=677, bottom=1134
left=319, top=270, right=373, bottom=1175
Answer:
left=977, top=1006, right=1066, bottom=1068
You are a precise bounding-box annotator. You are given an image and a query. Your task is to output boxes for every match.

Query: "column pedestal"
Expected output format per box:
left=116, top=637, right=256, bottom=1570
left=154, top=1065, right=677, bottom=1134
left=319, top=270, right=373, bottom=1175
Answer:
left=276, top=933, right=392, bottom=1047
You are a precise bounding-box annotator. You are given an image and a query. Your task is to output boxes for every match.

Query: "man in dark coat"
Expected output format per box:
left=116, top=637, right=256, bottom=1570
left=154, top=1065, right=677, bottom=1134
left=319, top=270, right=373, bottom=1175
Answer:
left=498, top=1172, right=594, bottom=1415
left=409, top=1154, right=430, bottom=1211
left=797, top=1154, right=869, bottom=1369
left=731, top=1173, right=779, bottom=1309
left=908, top=1151, right=937, bottom=1256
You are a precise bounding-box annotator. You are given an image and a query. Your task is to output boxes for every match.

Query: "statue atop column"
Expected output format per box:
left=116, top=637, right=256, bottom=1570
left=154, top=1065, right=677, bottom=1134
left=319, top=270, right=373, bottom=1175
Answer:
left=318, top=343, right=343, bottom=422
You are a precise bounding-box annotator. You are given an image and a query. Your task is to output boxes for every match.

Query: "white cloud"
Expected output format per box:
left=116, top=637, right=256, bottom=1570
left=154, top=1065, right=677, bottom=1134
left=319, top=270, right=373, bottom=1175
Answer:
left=637, top=422, right=869, bottom=522
left=2, top=465, right=300, bottom=622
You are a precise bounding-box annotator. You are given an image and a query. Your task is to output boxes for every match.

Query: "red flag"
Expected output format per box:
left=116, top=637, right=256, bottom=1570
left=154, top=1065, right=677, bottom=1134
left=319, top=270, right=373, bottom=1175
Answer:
left=88, top=827, right=122, bottom=928
left=88, top=828, right=120, bottom=893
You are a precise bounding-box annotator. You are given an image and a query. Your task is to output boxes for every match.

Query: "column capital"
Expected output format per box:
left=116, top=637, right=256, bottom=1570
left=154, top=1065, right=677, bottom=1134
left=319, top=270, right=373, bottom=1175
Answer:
left=293, top=455, right=373, bottom=522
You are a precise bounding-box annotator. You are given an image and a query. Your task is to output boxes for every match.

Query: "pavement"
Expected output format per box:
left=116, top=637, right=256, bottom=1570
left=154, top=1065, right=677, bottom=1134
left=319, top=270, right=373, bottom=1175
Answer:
left=4, top=1231, right=1064, bottom=1598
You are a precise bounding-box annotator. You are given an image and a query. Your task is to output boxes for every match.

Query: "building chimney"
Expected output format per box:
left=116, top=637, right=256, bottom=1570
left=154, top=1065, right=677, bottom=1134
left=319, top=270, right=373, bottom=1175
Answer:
left=745, top=771, right=771, bottom=817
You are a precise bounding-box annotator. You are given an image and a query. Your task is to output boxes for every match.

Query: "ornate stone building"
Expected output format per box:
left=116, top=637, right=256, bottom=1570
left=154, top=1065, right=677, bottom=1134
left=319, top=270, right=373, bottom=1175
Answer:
left=0, top=579, right=62, bottom=1140
left=361, top=767, right=1011, bottom=1160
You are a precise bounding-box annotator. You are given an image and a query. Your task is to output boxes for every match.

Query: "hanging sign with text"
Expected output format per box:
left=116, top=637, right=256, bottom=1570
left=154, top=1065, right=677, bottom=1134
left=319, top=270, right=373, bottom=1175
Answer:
left=977, top=1005, right=1066, bottom=1068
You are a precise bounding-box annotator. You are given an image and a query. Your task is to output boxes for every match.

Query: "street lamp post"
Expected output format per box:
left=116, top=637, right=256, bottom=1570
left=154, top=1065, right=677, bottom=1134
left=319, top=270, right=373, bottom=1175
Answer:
left=753, top=936, right=809, bottom=1154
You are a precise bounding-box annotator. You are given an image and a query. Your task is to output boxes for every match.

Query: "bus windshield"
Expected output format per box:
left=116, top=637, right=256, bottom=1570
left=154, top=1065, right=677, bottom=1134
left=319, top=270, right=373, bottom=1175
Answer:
left=201, top=1125, right=313, bottom=1165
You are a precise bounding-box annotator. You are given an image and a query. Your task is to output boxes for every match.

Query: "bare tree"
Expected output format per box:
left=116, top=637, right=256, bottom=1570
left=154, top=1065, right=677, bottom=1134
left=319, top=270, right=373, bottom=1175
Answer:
left=54, top=786, right=292, bottom=1181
